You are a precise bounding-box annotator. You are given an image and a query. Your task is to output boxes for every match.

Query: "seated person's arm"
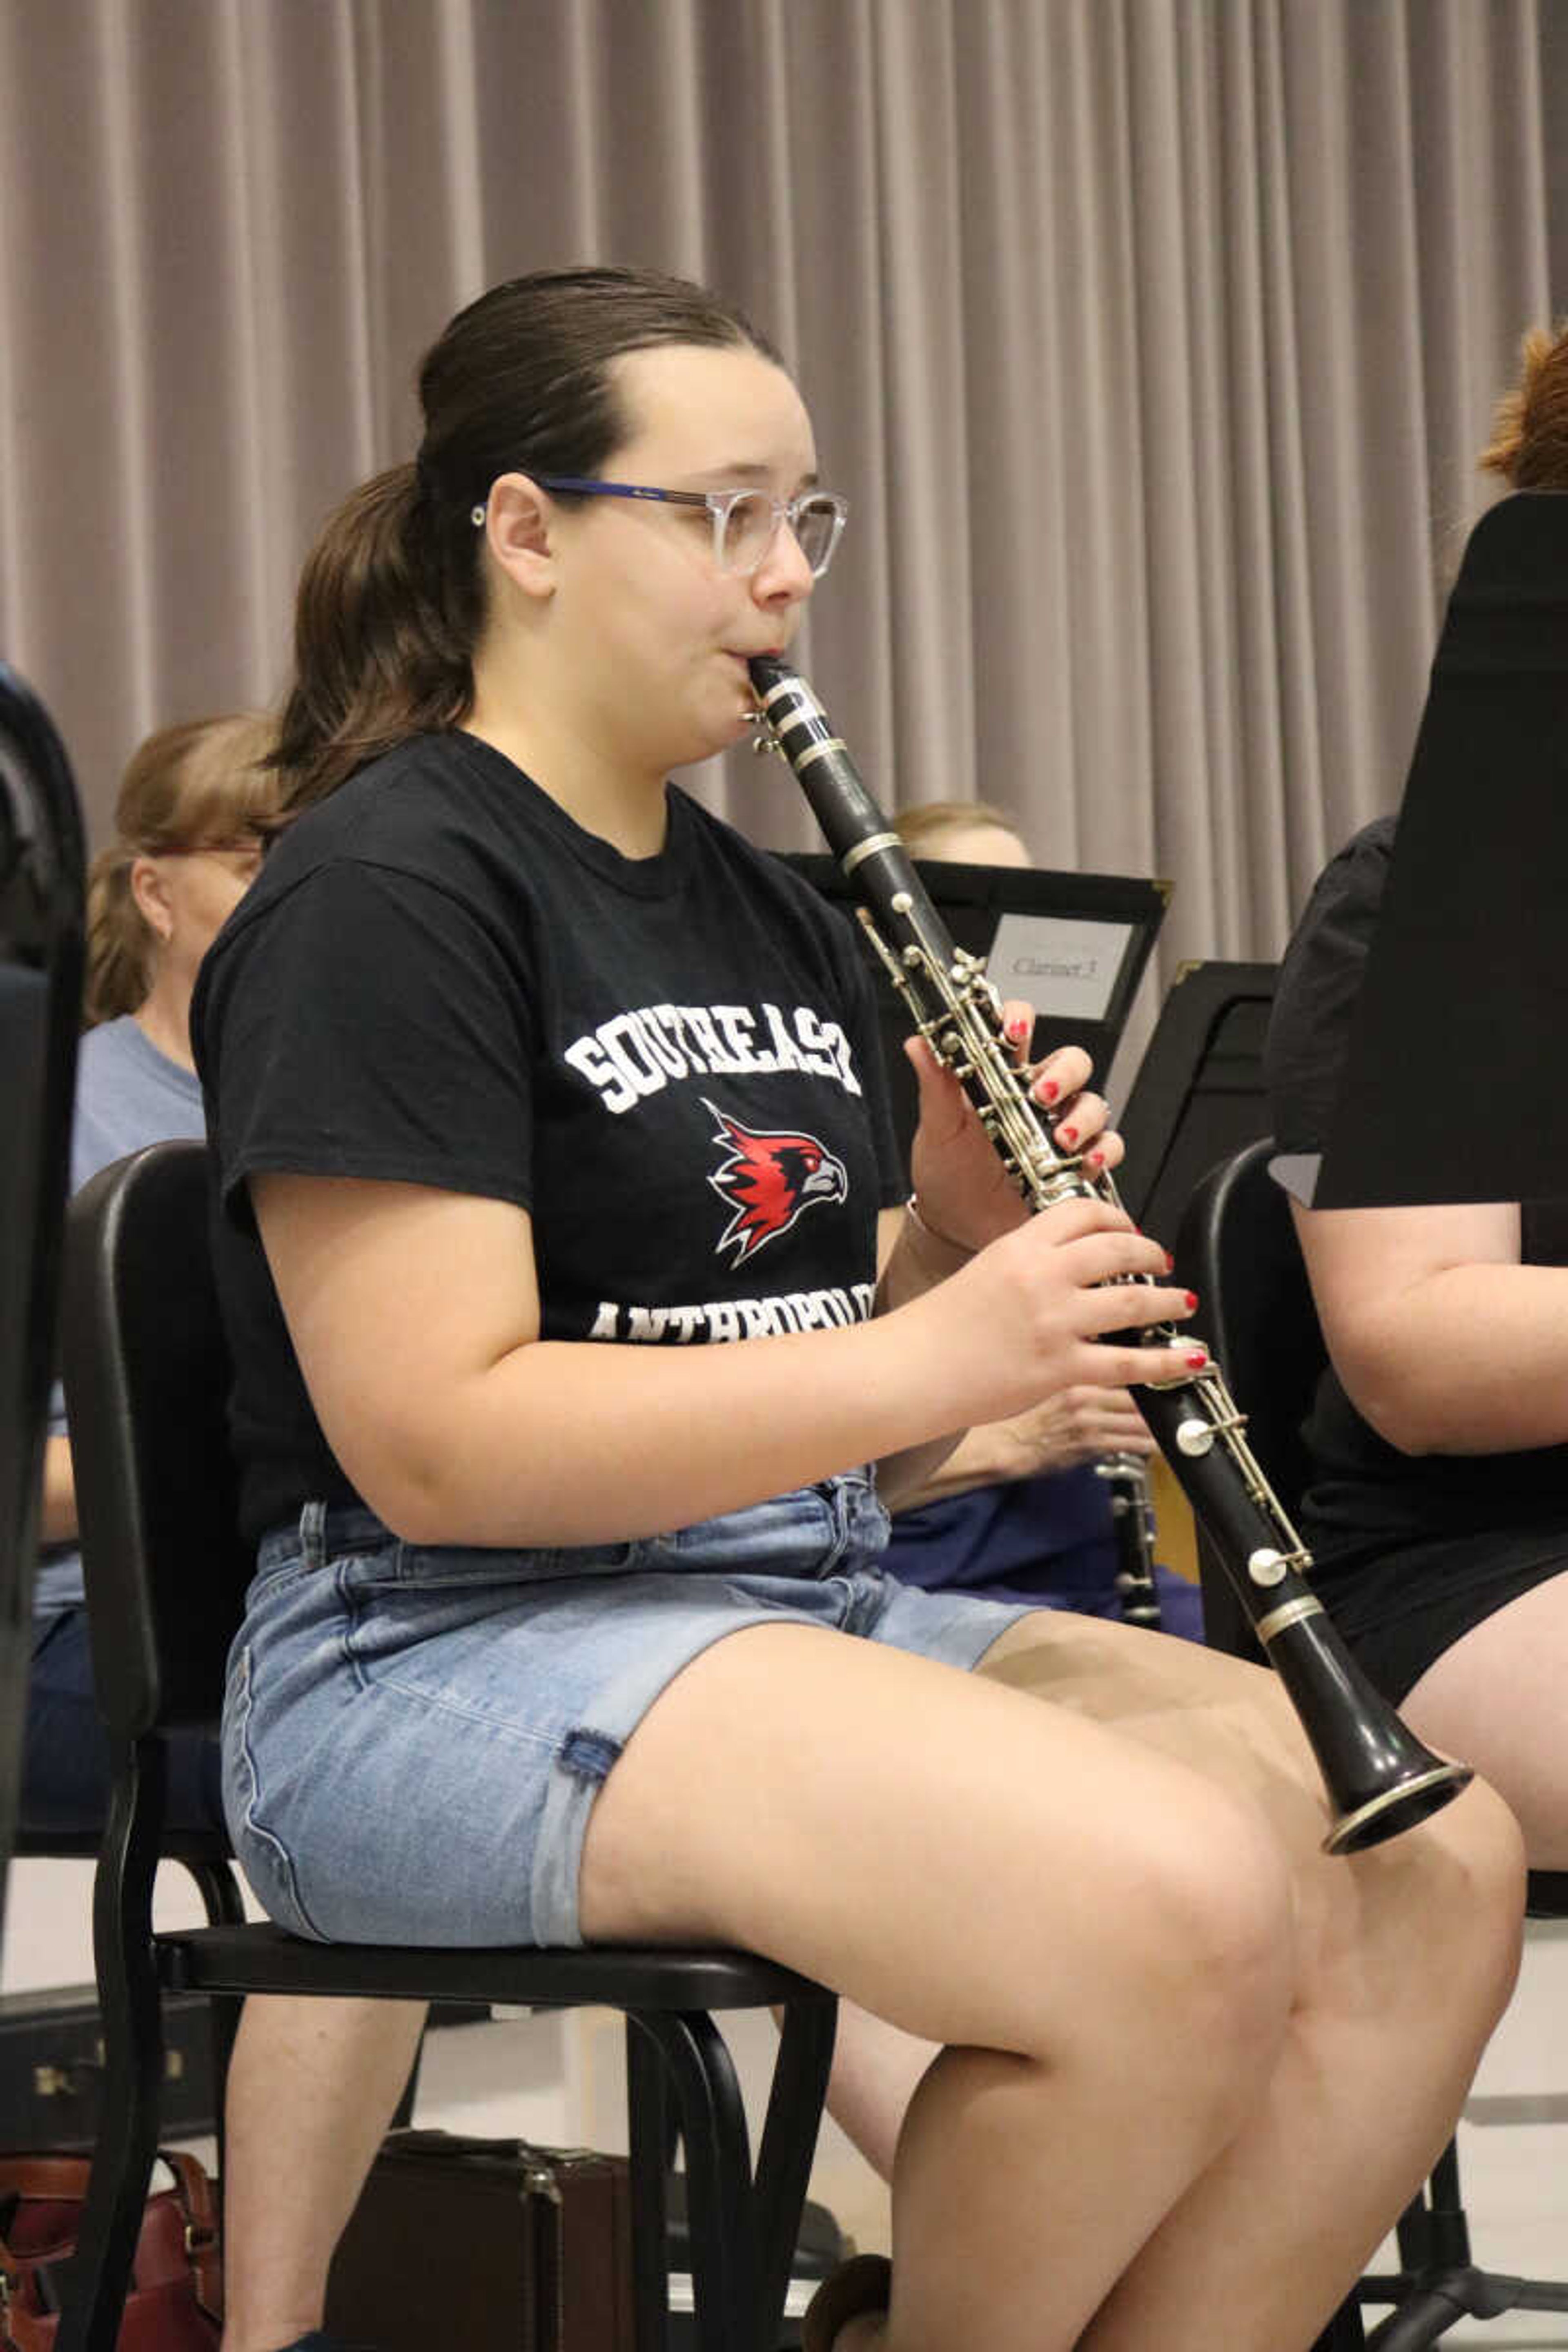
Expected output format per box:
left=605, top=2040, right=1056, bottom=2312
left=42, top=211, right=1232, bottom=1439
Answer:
left=893, top=1386, right=1154, bottom=1512
left=253, top=1175, right=945, bottom=1545
left=1293, top=1195, right=1568, bottom=1455
left=256, top=1174, right=1178, bottom=1546
left=40, top=1433, right=76, bottom=1544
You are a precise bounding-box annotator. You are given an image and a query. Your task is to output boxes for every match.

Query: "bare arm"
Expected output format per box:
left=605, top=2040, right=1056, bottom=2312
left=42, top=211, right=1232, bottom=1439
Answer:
left=893, top=1390, right=1154, bottom=1512
left=252, top=1174, right=1196, bottom=1550
left=1292, top=1195, right=1568, bottom=1454
left=39, top=1434, right=76, bottom=1544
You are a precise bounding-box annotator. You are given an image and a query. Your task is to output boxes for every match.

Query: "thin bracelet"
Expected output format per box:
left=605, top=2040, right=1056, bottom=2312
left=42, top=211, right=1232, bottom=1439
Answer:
left=904, top=1193, right=976, bottom=1259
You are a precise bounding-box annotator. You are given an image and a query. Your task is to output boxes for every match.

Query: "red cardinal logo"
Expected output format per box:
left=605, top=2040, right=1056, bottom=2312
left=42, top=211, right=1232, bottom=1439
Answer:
left=704, top=1100, right=849, bottom=1266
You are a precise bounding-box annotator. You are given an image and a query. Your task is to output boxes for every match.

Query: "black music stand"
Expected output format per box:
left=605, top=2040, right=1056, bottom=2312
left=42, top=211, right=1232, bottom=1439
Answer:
left=780, top=852, right=1167, bottom=1167
left=0, top=665, right=85, bottom=1942
left=1115, top=960, right=1278, bottom=1243
left=1318, top=491, right=1568, bottom=1210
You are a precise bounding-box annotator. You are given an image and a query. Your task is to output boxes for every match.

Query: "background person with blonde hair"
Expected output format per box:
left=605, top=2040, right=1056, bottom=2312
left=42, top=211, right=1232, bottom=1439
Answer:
left=26, top=713, right=277, bottom=1833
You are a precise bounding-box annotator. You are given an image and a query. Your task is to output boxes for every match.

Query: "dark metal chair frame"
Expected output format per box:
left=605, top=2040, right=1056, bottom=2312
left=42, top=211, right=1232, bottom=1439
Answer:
left=1176, top=1136, right=1568, bottom=2350
left=56, top=1138, right=837, bottom=2352
left=0, top=662, right=86, bottom=1936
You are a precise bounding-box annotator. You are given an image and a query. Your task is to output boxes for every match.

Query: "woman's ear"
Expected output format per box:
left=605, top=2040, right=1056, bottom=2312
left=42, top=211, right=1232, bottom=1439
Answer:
left=483, top=474, right=557, bottom=599
left=128, top=855, right=174, bottom=945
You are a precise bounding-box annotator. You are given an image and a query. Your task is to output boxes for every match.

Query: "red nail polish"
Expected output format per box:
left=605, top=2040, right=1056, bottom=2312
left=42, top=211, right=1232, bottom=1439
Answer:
left=1186, top=1350, right=1208, bottom=1370
left=1007, top=1016, right=1029, bottom=1042
left=1057, top=1123, right=1078, bottom=1146
left=1185, top=1290, right=1198, bottom=1310
left=1164, top=1251, right=1174, bottom=1272
left=1087, top=1147, right=1105, bottom=1169
left=1038, top=1078, right=1060, bottom=1104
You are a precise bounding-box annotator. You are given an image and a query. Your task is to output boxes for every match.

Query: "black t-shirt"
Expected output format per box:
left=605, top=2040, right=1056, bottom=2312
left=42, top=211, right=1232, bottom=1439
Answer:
left=1265, top=814, right=1568, bottom=1556
left=193, top=731, right=903, bottom=1544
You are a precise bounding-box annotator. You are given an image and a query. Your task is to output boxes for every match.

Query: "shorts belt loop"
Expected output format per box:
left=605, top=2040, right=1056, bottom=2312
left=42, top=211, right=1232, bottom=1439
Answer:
left=298, top=1499, right=328, bottom=1572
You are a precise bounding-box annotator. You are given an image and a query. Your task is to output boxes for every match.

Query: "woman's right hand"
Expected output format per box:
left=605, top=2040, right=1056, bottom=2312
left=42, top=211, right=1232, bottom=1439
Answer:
left=902, top=1195, right=1203, bottom=1433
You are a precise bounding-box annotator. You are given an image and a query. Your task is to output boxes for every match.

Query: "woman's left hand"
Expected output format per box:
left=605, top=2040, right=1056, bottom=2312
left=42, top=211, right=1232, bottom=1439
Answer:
left=904, top=1005, right=1120, bottom=1256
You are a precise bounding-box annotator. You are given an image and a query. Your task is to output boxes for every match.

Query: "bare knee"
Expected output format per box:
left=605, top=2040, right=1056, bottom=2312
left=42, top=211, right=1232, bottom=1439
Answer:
left=1140, top=1806, right=1297, bottom=2064
left=1394, top=1775, right=1526, bottom=2026
left=1033, top=1794, right=1297, bottom=2130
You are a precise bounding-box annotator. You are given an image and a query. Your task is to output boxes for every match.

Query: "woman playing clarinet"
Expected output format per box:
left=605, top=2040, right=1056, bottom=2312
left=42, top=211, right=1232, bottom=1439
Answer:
left=198, top=266, right=1520, bottom=2352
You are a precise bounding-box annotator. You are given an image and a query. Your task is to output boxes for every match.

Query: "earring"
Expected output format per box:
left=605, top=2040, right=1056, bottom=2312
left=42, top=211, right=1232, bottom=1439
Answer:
left=471, top=503, right=486, bottom=528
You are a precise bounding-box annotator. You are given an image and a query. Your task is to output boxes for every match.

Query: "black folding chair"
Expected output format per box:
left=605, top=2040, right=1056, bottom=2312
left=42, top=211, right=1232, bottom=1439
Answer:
left=58, top=1138, right=837, bottom=2352
left=1177, top=1136, right=1568, bottom=2350
left=0, top=662, right=85, bottom=1942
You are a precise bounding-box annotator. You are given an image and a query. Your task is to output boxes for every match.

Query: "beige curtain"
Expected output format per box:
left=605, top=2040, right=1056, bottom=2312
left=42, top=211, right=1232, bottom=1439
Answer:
left=2, top=0, right=1564, bottom=976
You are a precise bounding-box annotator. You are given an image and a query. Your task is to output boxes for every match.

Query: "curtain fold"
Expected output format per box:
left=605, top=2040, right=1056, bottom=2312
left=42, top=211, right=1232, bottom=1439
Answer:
left=2, top=0, right=1563, bottom=976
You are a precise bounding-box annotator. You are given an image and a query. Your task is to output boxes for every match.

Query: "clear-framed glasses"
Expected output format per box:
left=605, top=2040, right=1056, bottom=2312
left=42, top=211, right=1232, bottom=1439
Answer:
left=532, top=476, right=849, bottom=578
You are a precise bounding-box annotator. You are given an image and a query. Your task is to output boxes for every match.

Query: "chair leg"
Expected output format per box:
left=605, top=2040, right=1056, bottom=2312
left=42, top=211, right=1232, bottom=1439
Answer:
left=633, top=2010, right=757, bottom=2352
left=1393, top=2181, right=1433, bottom=2276
left=1366, top=2267, right=1568, bottom=2344
left=751, top=1991, right=837, bottom=2350
left=173, top=1854, right=246, bottom=2186
left=56, top=1738, right=168, bottom=2352
left=1418, top=2141, right=1470, bottom=2270
left=1364, top=2285, right=1467, bottom=2348
left=1311, top=2294, right=1368, bottom=2349
left=1356, top=2133, right=1568, bottom=2342
left=627, top=2015, right=673, bottom=2352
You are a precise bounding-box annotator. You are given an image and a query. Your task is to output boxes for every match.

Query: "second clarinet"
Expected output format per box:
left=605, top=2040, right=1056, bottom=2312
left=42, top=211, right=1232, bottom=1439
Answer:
left=750, top=652, right=1471, bottom=1855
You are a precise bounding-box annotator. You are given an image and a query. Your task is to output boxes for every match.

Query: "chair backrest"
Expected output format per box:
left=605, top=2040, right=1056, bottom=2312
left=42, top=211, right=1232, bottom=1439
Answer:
left=0, top=664, right=85, bottom=1922
left=1174, top=1137, right=1330, bottom=1657
left=62, top=1140, right=253, bottom=1738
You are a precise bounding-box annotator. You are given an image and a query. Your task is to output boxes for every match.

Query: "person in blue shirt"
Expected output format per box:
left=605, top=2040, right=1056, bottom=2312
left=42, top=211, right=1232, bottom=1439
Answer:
left=26, top=712, right=276, bottom=1833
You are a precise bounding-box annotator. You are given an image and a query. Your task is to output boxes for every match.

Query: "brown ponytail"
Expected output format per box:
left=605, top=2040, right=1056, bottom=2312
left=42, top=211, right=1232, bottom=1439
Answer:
left=273, top=266, right=780, bottom=816
left=1479, top=323, right=1568, bottom=489
left=83, top=711, right=281, bottom=1025
left=270, top=463, right=479, bottom=816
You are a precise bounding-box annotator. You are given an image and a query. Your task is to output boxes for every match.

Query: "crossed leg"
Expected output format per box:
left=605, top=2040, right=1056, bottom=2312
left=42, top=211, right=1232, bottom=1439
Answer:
left=579, top=1607, right=1523, bottom=2352
left=1397, top=1565, right=1568, bottom=1866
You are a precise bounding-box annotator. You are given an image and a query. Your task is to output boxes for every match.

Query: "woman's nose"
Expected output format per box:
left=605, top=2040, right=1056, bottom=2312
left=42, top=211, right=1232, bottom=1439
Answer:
left=753, top=518, right=816, bottom=605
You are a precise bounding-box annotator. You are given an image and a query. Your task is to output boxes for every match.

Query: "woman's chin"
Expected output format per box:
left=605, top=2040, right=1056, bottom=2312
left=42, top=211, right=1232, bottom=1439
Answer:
left=697, top=701, right=759, bottom=762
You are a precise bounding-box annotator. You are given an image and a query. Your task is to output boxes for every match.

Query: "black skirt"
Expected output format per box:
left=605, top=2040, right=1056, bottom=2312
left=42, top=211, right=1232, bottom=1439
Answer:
left=1310, top=1526, right=1568, bottom=1703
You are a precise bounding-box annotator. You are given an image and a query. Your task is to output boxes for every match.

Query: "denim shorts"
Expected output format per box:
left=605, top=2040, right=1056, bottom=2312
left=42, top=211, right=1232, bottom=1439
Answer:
left=223, top=1476, right=1030, bottom=1950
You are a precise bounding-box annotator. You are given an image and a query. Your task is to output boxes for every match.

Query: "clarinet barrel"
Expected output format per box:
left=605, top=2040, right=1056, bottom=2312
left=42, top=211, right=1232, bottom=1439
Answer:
left=750, top=653, right=1471, bottom=1855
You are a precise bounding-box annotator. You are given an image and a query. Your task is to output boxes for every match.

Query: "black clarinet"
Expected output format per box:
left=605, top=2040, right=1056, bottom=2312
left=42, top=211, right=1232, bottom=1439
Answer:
left=1097, top=1453, right=1163, bottom=1630
left=751, top=653, right=1471, bottom=1855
